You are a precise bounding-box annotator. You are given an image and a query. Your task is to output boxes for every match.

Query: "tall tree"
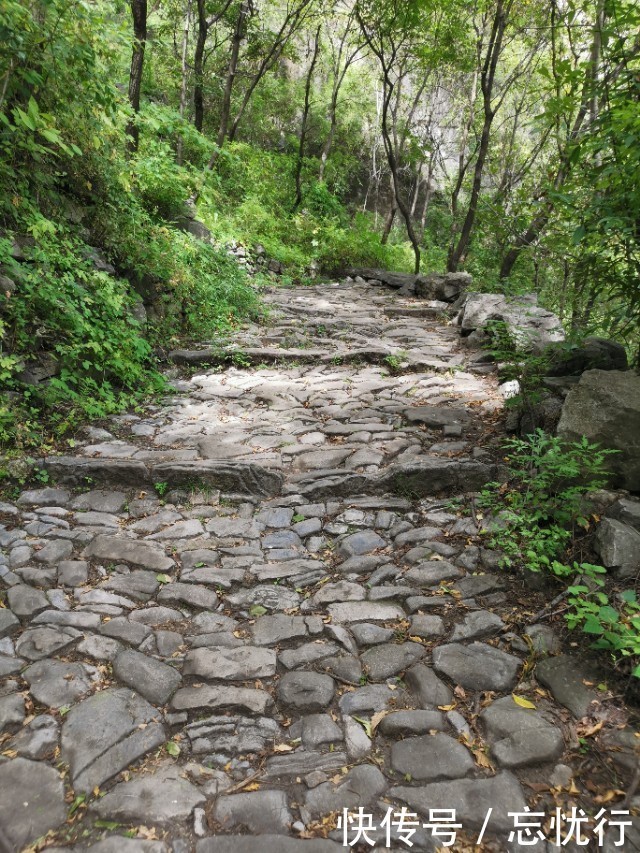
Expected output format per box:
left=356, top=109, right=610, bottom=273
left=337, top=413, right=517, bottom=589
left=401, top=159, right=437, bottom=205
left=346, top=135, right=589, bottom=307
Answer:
left=127, top=0, right=148, bottom=153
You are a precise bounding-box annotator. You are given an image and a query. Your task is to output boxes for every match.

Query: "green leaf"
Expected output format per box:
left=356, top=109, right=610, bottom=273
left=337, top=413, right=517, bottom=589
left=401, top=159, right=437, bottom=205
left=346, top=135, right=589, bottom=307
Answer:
left=166, top=740, right=181, bottom=757
left=156, top=573, right=171, bottom=584
left=249, top=604, right=268, bottom=617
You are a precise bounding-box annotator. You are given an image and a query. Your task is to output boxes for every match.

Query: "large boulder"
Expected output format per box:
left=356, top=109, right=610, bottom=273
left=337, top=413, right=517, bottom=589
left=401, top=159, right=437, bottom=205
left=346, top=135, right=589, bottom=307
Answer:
left=414, top=271, right=471, bottom=303
left=457, top=293, right=565, bottom=353
left=557, top=369, right=640, bottom=492
left=545, top=337, right=628, bottom=376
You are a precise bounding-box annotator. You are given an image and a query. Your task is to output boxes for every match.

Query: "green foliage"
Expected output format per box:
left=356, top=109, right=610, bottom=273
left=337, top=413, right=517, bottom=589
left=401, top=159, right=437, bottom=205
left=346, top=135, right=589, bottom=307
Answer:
left=567, top=579, right=640, bottom=678
left=479, top=429, right=616, bottom=573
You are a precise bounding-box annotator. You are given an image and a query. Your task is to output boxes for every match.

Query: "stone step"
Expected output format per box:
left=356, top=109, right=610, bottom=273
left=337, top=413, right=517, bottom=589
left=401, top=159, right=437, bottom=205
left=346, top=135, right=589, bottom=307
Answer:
left=43, top=456, right=283, bottom=497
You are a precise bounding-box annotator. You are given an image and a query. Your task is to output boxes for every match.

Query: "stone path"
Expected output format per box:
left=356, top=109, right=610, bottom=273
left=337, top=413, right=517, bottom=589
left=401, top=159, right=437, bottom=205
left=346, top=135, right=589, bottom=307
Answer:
left=0, top=280, right=638, bottom=853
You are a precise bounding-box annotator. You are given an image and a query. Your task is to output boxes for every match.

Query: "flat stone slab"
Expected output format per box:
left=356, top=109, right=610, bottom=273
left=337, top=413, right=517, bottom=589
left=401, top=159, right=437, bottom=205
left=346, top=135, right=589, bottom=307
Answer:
left=187, top=715, right=281, bottom=756
left=0, top=756, right=66, bottom=849
left=536, top=655, right=601, bottom=718
left=171, top=685, right=274, bottom=715
left=305, top=764, right=387, bottom=817
left=85, top=534, right=174, bottom=571
left=214, top=789, right=292, bottom=835
left=391, top=771, right=527, bottom=833
left=61, top=687, right=165, bottom=793
left=24, top=659, right=100, bottom=708
left=391, top=732, right=474, bottom=781
left=92, top=763, right=205, bottom=824
left=480, top=695, right=564, bottom=768
left=327, top=601, right=404, bottom=623
left=184, top=646, right=277, bottom=680
left=433, top=642, right=521, bottom=692
left=278, top=671, right=335, bottom=712
left=360, top=642, right=424, bottom=680
left=113, top=649, right=182, bottom=704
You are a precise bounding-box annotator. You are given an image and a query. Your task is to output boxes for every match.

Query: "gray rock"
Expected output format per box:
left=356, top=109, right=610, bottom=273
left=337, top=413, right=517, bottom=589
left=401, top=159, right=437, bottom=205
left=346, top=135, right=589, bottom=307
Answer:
left=11, top=714, right=59, bottom=759
left=535, top=655, right=600, bottom=718
left=264, top=749, right=347, bottom=779
left=338, top=530, right=386, bottom=558
left=278, top=671, right=335, bottom=712
left=305, top=764, right=387, bottom=817
left=32, top=609, right=100, bottom=630
left=361, top=642, right=424, bottom=680
left=433, top=642, right=521, bottom=692
left=256, top=507, right=295, bottom=528
left=458, top=292, right=565, bottom=352
left=607, top=497, right=640, bottom=532
left=103, top=570, right=160, bottom=601
left=595, top=518, right=640, bottom=578
left=100, top=617, right=151, bottom=646
left=0, top=756, right=66, bottom=849
left=279, top=642, right=339, bottom=669
left=17, top=487, right=70, bottom=507
left=196, top=837, right=341, bottom=853
left=184, top=646, right=276, bottom=680
left=252, top=614, right=309, bottom=645
left=226, top=584, right=300, bottom=611
left=24, top=659, right=99, bottom=708
left=546, top=336, right=628, bottom=376
left=557, top=369, right=640, bottom=491
left=327, top=601, right=404, bottom=623
left=158, top=582, right=218, bottom=610
left=351, top=623, right=394, bottom=646
left=410, top=614, right=446, bottom=638
left=113, top=649, right=182, bottom=704
left=7, top=584, right=49, bottom=618
left=187, top=714, right=281, bottom=756
left=58, top=560, right=89, bottom=586
left=0, top=693, right=25, bottom=733
left=450, top=610, right=505, bottom=642
left=406, top=663, right=453, bottom=708
left=34, top=538, right=73, bottom=564
left=16, top=626, right=79, bottom=660
left=524, top=624, right=561, bottom=656
left=480, top=695, right=564, bottom=768
left=391, top=732, right=474, bottom=781
left=131, top=605, right=184, bottom=626
left=171, top=685, right=274, bottom=715
left=405, top=561, right=464, bottom=586
left=343, top=715, right=372, bottom=759
left=61, top=687, right=165, bottom=793
left=84, top=534, right=174, bottom=571
left=379, top=709, right=447, bottom=737
left=214, top=789, right=291, bottom=834
left=391, top=771, right=527, bottom=833
left=319, top=653, right=363, bottom=684
left=454, top=573, right=504, bottom=598
left=339, top=684, right=409, bottom=716
left=301, top=714, right=343, bottom=749
left=0, top=609, right=19, bottom=638
left=92, top=762, right=205, bottom=824
left=71, top=489, right=127, bottom=513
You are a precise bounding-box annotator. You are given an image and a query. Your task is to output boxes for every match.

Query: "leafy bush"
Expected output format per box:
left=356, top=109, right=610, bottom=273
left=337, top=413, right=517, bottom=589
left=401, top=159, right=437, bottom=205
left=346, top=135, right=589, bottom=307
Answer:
left=567, top=578, right=640, bottom=678
left=479, top=429, right=616, bottom=573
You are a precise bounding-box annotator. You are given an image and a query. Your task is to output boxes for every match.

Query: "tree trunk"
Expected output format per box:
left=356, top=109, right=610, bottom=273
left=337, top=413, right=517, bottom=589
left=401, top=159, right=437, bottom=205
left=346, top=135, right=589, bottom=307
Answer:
left=448, top=0, right=508, bottom=271
left=127, top=0, right=148, bottom=153
left=193, top=0, right=208, bottom=132
left=176, top=0, right=192, bottom=164
left=381, top=204, right=397, bottom=244
left=293, top=25, right=321, bottom=211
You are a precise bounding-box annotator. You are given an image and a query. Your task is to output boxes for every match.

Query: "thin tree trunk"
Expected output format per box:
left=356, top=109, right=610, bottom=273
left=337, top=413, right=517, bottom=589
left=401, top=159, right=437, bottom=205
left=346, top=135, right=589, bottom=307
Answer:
left=193, top=0, right=208, bottom=132
left=381, top=204, right=397, bottom=244
left=499, top=0, right=605, bottom=278
left=127, top=0, right=148, bottom=153
left=176, top=0, right=192, bottom=164
left=294, top=25, right=321, bottom=211
left=448, top=0, right=509, bottom=271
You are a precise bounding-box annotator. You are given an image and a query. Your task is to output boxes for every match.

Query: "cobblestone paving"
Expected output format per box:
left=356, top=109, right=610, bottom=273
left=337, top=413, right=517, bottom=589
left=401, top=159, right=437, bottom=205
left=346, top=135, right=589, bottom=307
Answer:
left=0, top=281, right=638, bottom=852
